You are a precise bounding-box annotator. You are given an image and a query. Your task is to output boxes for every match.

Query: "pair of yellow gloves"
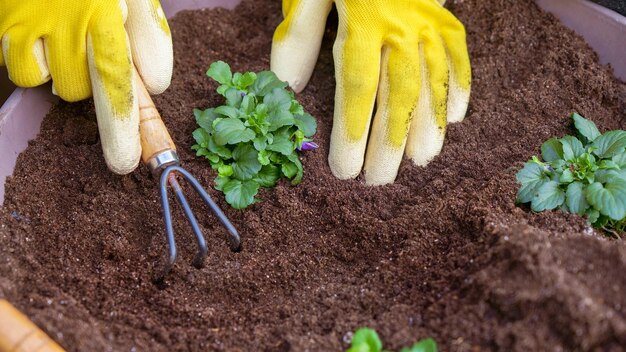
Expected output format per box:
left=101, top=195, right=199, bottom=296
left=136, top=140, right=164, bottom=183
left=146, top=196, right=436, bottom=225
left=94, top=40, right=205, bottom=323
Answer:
left=0, top=0, right=470, bottom=186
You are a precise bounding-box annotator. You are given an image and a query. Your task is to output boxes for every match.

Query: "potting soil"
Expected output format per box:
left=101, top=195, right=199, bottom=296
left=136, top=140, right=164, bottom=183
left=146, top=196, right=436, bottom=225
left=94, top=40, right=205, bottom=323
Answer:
left=1, top=0, right=626, bottom=350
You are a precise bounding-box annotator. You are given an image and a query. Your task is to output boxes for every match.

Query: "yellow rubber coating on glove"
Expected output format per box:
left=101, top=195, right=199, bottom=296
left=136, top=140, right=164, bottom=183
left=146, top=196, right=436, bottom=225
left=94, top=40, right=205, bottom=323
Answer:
left=0, top=1, right=127, bottom=106
left=0, top=0, right=173, bottom=175
left=272, top=0, right=471, bottom=185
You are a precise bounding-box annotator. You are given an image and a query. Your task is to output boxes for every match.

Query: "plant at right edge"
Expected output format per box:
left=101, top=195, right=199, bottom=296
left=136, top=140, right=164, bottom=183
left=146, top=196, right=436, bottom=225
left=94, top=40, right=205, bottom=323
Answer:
left=516, top=113, right=626, bottom=237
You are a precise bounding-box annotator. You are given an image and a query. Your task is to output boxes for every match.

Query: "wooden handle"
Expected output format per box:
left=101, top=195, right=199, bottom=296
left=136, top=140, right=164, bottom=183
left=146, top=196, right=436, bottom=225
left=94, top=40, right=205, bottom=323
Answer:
left=0, top=300, right=65, bottom=352
left=134, top=67, right=176, bottom=165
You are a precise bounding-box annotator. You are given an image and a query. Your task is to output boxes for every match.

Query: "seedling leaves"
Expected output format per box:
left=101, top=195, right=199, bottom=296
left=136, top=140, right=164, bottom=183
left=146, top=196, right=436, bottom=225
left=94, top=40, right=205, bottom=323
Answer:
left=531, top=181, right=565, bottom=211
left=223, top=179, right=260, bottom=209
left=573, top=112, right=601, bottom=142
left=586, top=178, right=626, bottom=220
left=206, top=61, right=232, bottom=85
left=193, top=61, right=318, bottom=208
left=592, top=130, right=626, bottom=158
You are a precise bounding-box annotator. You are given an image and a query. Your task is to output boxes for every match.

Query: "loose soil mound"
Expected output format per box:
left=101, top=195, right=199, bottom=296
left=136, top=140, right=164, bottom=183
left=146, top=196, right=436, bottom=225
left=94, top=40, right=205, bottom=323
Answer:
left=2, top=0, right=626, bottom=350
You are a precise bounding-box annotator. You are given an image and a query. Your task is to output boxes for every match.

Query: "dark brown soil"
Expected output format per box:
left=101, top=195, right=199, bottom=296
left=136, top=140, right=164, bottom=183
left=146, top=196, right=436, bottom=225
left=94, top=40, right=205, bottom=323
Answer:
left=2, top=0, right=626, bottom=351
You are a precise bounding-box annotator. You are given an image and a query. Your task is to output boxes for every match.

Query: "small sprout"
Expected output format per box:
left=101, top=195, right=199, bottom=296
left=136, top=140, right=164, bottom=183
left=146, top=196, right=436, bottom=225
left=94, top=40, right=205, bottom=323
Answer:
left=346, top=327, right=437, bottom=352
left=516, top=112, right=626, bottom=237
left=192, top=61, right=318, bottom=209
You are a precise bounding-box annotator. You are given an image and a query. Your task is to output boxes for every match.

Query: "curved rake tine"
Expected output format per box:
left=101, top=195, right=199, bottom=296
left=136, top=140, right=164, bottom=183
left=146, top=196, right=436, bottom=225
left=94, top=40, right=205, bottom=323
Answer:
left=166, top=172, right=208, bottom=269
left=171, top=166, right=241, bottom=252
left=156, top=170, right=177, bottom=282
left=154, top=165, right=241, bottom=281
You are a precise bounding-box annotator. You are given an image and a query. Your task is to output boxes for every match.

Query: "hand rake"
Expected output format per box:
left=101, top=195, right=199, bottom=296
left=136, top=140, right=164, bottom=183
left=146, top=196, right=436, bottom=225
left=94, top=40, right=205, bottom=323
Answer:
left=134, top=68, right=240, bottom=281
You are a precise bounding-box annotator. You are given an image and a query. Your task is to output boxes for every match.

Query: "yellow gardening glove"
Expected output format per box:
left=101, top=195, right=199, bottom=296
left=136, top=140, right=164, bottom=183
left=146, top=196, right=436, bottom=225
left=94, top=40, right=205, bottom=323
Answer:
left=0, top=0, right=173, bottom=174
left=272, top=0, right=471, bottom=185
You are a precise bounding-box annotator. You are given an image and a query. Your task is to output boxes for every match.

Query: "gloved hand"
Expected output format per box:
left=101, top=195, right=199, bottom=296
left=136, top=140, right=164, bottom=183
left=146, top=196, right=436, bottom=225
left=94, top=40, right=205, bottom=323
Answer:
left=271, top=0, right=471, bottom=185
left=0, top=0, right=173, bottom=174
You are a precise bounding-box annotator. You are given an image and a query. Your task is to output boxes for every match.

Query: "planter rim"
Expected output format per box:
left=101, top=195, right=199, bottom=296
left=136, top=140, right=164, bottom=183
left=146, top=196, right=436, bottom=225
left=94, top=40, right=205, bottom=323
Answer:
left=1, top=0, right=625, bottom=204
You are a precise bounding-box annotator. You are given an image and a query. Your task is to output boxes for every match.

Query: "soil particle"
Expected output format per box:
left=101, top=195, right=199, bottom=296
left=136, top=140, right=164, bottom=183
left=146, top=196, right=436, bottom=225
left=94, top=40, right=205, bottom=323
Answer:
left=1, top=0, right=626, bottom=351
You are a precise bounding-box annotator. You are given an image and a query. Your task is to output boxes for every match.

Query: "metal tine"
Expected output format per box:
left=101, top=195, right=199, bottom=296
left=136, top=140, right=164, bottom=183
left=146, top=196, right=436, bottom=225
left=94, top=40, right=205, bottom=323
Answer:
left=166, top=172, right=208, bottom=269
left=157, top=171, right=177, bottom=281
left=155, top=165, right=241, bottom=281
left=171, top=166, right=241, bottom=251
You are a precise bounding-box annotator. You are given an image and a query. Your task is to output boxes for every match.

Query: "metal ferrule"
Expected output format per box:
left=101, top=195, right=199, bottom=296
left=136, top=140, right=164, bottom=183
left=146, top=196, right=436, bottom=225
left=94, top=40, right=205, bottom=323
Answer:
left=147, top=150, right=180, bottom=175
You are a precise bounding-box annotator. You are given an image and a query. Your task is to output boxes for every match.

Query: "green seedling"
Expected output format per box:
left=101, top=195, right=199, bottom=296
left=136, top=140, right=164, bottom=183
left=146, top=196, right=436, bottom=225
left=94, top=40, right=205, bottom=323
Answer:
left=192, top=61, right=317, bottom=209
left=346, top=327, right=437, bottom=352
left=516, top=113, right=626, bottom=237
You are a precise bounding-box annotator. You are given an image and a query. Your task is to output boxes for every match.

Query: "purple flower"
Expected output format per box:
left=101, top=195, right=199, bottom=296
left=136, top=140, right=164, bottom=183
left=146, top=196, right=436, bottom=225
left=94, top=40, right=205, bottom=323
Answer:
left=298, top=141, right=319, bottom=151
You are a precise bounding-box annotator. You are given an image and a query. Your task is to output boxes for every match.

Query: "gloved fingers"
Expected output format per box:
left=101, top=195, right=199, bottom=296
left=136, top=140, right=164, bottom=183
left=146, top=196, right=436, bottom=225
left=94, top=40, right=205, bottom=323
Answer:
left=44, top=35, right=92, bottom=102
left=87, top=11, right=140, bottom=175
left=1, top=31, right=50, bottom=87
left=125, top=0, right=173, bottom=94
left=271, top=0, right=333, bottom=93
left=439, top=15, right=471, bottom=123
left=405, top=30, right=449, bottom=166
left=328, top=35, right=382, bottom=180
left=363, top=44, right=421, bottom=185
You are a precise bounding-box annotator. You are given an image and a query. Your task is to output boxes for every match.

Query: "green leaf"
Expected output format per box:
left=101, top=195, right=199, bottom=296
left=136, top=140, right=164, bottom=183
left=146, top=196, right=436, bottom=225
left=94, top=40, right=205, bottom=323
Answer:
left=231, top=144, right=262, bottom=180
left=240, top=94, right=256, bottom=115
left=295, top=113, right=317, bottom=137
left=287, top=153, right=304, bottom=184
left=213, top=118, right=256, bottom=145
left=595, top=169, right=621, bottom=184
left=560, top=136, right=585, bottom=161
left=255, top=164, right=281, bottom=188
left=207, top=136, right=232, bottom=159
left=194, top=108, right=218, bottom=131
left=217, top=84, right=229, bottom=96
left=401, top=338, right=438, bottom=352
left=195, top=147, right=216, bottom=161
left=223, top=179, right=260, bottom=209
left=218, top=164, right=234, bottom=177
left=586, top=178, right=626, bottom=220
left=249, top=71, right=288, bottom=96
left=253, top=136, right=267, bottom=151
left=566, top=181, right=588, bottom=215
left=225, top=88, right=243, bottom=107
left=290, top=100, right=304, bottom=115
left=215, top=105, right=239, bottom=119
left=560, top=169, right=574, bottom=183
left=294, top=130, right=305, bottom=148
left=516, top=162, right=549, bottom=203
left=257, top=149, right=271, bottom=165
left=255, top=103, right=269, bottom=119
left=267, top=110, right=295, bottom=131
left=233, top=71, right=257, bottom=91
left=572, top=112, right=601, bottom=142
left=264, top=88, right=292, bottom=113
left=592, top=130, right=626, bottom=158
left=214, top=175, right=230, bottom=191
left=531, top=181, right=565, bottom=211
left=586, top=208, right=600, bottom=225
left=192, top=128, right=210, bottom=147
left=350, top=328, right=382, bottom=352
left=612, top=151, right=626, bottom=168
left=207, top=61, right=232, bottom=85
left=267, top=136, right=295, bottom=156
left=541, top=138, right=563, bottom=162
left=281, top=161, right=298, bottom=179
left=598, top=159, right=619, bottom=170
